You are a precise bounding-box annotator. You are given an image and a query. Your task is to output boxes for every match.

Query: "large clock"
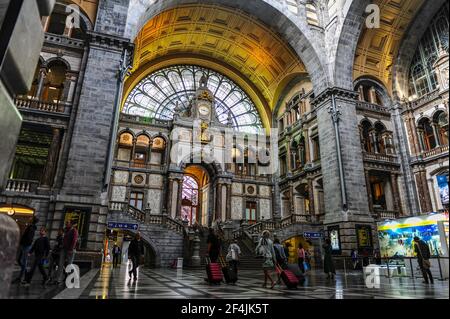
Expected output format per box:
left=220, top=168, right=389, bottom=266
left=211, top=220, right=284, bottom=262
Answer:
left=198, top=103, right=211, bottom=116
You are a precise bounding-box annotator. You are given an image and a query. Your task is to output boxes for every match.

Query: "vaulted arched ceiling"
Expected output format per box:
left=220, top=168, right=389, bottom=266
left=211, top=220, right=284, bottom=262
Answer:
left=353, top=0, right=425, bottom=94
left=123, top=4, right=307, bottom=129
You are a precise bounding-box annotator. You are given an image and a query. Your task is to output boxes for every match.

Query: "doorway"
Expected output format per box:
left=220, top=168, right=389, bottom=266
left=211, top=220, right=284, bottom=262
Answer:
left=181, top=165, right=211, bottom=226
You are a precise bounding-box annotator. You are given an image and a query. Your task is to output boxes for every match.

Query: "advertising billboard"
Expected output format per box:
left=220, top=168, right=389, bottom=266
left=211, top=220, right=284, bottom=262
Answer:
left=437, top=175, right=449, bottom=206
left=377, top=213, right=449, bottom=258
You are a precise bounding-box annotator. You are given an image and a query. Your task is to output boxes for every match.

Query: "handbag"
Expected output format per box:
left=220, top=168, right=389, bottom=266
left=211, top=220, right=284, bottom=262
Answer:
left=255, top=239, right=267, bottom=259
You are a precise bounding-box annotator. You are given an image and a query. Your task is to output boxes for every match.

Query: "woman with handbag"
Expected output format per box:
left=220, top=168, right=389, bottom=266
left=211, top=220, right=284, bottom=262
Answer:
left=255, top=230, right=277, bottom=289
left=413, top=236, right=434, bottom=284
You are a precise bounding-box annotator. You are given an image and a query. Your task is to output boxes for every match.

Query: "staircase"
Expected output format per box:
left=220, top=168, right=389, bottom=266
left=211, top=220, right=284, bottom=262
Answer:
left=108, top=202, right=186, bottom=268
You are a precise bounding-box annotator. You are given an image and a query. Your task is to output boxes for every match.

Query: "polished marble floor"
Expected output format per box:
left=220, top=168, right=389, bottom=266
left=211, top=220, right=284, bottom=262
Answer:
left=65, top=264, right=449, bottom=299
left=7, top=263, right=449, bottom=299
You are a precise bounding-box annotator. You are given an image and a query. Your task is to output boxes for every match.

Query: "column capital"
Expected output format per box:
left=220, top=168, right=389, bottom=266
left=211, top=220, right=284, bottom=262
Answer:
left=311, top=87, right=359, bottom=108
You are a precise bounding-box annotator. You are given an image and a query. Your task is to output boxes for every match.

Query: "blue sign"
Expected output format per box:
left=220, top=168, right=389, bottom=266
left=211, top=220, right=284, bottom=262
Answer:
left=303, top=231, right=323, bottom=239
left=437, top=175, right=449, bottom=205
left=107, top=222, right=139, bottom=230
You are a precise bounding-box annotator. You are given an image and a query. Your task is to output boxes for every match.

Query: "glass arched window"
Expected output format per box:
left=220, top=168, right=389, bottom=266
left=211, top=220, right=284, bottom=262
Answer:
left=418, top=118, right=437, bottom=151
left=408, top=3, right=449, bottom=98
left=181, top=175, right=199, bottom=225
left=360, top=120, right=373, bottom=153
left=123, top=65, right=263, bottom=133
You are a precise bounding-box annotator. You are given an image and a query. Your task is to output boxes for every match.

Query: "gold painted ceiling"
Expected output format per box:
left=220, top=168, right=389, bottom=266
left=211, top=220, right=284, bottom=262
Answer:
left=353, top=0, right=424, bottom=93
left=125, top=4, right=306, bottom=116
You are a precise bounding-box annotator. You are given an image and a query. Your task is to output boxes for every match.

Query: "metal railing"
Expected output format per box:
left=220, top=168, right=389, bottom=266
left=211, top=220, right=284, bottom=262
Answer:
left=5, top=179, right=39, bottom=193
left=333, top=256, right=449, bottom=282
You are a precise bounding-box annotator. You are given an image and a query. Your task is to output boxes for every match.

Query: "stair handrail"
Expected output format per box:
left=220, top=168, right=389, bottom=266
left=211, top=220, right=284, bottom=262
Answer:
left=128, top=204, right=146, bottom=223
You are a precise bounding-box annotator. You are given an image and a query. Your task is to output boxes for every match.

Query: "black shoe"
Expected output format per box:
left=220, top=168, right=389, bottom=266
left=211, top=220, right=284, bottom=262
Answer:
left=12, top=278, right=21, bottom=284
left=422, top=281, right=429, bottom=284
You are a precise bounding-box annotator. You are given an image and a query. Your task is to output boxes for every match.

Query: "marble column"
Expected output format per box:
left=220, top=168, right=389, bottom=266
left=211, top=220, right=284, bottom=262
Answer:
left=226, top=184, right=232, bottom=220
left=41, top=128, right=62, bottom=187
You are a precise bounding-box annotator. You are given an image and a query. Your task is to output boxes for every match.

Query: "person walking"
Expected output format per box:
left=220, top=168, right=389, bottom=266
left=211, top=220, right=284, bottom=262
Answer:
left=128, top=233, right=144, bottom=281
left=323, top=238, right=336, bottom=279
left=283, top=242, right=291, bottom=263
left=226, top=239, right=241, bottom=276
left=207, top=228, right=221, bottom=263
left=413, top=236, right=434, bottom=284
left=374, top=249, right=382, bottom=265
left=47, top=228, right=63, bottom=284
left=57, top=220, right=78, bottom=285
left=112, top=243, right=122, bottom=269
left=273, top=238, right=287, bottom=285
left=14, top=216, right=39, bottom=283
left=22, top=227, right=50, bottom=287
left=351, top=249, right=359, bottom=270
left=255, top=230, right=277, bottom=289
left=297, top=243, right=306, bottom=274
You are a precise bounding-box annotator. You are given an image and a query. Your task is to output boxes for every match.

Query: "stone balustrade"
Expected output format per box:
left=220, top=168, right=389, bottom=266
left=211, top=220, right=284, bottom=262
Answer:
left=5, top=179, right=39, bottom=193
left=356, top=101, right=391, bottom=116
left=15, top=97, right=66, bottom=113
left=373, top=210, right=399, bottom=220
left=423, top=144, right=449, bottom=159
left=363, top=152, right=399, bottom=163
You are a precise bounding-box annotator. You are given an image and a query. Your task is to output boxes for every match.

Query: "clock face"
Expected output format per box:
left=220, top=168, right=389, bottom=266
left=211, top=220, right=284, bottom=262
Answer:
left=198, top=104, right=210, bottom=116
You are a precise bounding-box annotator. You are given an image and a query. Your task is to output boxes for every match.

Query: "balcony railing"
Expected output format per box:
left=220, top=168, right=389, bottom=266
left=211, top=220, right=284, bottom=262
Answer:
left=356, top=101, right=390, bottom=116
left=363, top=152, right=399, bottom=164
left=423, top=144, right=449, bottom=159
left=372, top=210, right=399, bottom=220
left=44, top=33, right=85, bottom=49
left=113, top=160, right=164, bottom=171
left=119, top=113, right=170, bottom=126
left=15, top=97, right=67, bottom=114
left=5, top=179, right=39, bottom=193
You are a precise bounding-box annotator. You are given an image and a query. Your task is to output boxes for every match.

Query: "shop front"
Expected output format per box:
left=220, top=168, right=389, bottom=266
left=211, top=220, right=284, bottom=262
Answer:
left=0, top=205, right=35, bottom=235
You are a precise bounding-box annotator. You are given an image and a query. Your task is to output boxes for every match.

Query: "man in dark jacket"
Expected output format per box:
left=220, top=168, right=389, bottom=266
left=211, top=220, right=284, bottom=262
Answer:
left=128, top=233, right=144, bottom=281
left=57, top=220, right=79, bottom=284
left=413, top=236, right=434, bottom=284
left=14, top=216, right=39, bottom=283
left=22, top=227, right=50, bottom=286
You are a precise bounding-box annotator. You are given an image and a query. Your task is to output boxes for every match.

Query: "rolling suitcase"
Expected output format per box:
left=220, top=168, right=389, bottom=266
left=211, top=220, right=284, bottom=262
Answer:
left=205, top=257, right=223, bottom=285
left=287, top=263, right=306, bottom=283
left=219, top=256, right=237, bottom=284
left=276, top=264, right=299, bottom=289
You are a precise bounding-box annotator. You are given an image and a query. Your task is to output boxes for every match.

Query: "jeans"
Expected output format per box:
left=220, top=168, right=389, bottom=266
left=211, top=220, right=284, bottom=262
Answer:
left=113, top=254, right=121, bottom=268
left=57, top=250, right=75, bottom=283
left=25, top=255, right=48, bottom=283
left=129, top=256, right=139, bottom=279
left=17, top=245, right=31, bottom=281
left=298, top=257, right=305, bottom=273
left=419, top=259, right=434, bottom=283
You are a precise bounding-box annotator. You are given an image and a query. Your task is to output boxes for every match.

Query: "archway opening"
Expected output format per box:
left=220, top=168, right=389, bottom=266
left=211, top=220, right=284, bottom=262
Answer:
left=181, top=165, right=211, bottom=226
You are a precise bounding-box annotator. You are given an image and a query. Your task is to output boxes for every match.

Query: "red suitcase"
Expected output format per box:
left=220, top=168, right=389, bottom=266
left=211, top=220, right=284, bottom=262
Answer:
left=205, top=257, right=223, bottom=284
left=276, top=264, right=299, bottom=289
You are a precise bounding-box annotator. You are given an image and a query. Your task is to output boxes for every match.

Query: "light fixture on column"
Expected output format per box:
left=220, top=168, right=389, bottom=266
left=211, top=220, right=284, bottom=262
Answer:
left=7, top=207, right=15, bottom=216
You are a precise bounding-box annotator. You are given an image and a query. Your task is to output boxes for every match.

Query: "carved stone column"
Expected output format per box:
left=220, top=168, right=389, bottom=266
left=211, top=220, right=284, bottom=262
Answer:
left=226, top=184, right=232, bottom=220
left=364, top=170, right=374, bottom=213
left=307, top=178, right=315, bottom=216
left=390, top=173, right=401, bottom=214
left=41, top=128, right=62, bottom=187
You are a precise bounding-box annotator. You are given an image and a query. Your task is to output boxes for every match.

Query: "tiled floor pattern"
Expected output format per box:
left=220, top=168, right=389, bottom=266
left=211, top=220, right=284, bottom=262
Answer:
left=78, top=264, right=449, bottom=299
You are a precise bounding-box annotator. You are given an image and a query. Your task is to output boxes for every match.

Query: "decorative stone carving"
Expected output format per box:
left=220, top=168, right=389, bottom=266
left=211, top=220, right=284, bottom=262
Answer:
left=260, top=199, right=271, bottom=220
left=111, top=186, right=127, bottom=202
left=131, top=172, right=145, bottom=186
left=259, top=185, right=271, bottom=197
left=231, top=197, right=242, bottom=220
left=232, top=182, right=242, bottom=195
left=114, top=171, right=129, bottom=184
left=148, top=174, right=163, bottom=187
left=147, top=189, right=161, bottom=214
